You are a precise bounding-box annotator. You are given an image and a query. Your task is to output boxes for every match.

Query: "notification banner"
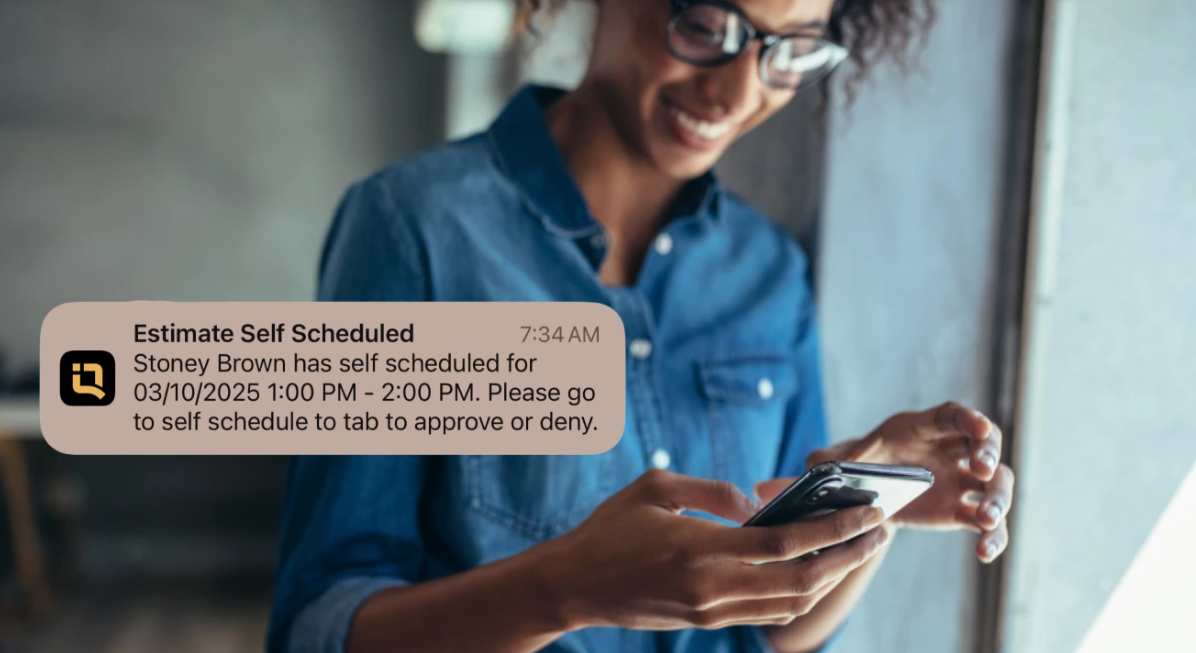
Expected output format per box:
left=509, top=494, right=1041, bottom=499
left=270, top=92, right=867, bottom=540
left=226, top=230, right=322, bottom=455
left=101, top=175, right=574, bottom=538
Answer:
left=40, top=302, right=626, bottom=455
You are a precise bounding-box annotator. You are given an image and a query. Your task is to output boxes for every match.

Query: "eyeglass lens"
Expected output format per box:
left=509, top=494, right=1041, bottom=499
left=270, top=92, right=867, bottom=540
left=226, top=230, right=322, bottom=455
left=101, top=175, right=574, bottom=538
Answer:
left=667, top=2, right=846, bottom=90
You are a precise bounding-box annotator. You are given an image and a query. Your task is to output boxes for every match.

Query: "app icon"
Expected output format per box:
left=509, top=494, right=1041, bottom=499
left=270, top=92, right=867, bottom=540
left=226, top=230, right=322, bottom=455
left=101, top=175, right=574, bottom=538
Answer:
left=60, top=350, right=116, bottom=406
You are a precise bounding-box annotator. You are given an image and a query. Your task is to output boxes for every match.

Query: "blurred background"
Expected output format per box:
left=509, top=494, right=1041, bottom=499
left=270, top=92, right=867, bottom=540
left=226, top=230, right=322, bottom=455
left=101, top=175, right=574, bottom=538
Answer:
left=0, top=1, right=1192, bottom=652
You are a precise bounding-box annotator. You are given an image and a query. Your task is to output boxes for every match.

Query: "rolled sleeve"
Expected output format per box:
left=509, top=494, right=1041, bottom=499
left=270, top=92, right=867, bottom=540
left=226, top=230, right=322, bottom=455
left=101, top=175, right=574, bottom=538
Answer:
left=286, top=577, right=410, bottom=653
left=266, top=455, right=429, bottom=653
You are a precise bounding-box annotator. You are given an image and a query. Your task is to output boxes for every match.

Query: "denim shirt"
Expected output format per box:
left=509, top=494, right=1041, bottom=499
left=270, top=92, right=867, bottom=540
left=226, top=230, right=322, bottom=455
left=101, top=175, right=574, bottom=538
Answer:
left=267, top=86, right=830, bottom=653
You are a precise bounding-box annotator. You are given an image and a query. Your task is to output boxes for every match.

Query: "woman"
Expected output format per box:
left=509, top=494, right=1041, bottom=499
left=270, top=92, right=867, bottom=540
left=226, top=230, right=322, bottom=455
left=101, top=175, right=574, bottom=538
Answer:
left=268, top=1, right=1015, bottom=652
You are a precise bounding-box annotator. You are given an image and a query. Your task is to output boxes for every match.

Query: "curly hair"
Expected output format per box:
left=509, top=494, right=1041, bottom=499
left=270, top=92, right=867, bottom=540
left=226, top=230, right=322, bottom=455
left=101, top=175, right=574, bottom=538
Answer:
left=513, top=0, right=936, bottom=93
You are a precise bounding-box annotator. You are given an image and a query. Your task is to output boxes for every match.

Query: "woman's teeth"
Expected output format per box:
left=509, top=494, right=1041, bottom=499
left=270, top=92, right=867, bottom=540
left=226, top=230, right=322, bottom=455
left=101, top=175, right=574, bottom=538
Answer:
left=671, top=107, right=731, bottom=140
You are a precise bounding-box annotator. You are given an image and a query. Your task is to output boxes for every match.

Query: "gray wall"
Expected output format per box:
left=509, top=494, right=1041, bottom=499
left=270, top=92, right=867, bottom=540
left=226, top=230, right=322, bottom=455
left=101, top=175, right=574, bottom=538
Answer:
left=0, top=0, right=446, bottom=576
left=716, top=96, right=825, bottom=257
left=817, top=1, right=1017, bottom=651
left=1005, top=1, right=1196, bottom=651
left=0, top=0, right=447, bottom=371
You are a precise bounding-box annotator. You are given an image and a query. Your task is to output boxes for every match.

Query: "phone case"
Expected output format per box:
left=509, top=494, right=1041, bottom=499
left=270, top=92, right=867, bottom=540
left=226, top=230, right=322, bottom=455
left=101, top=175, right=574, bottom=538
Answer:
left=743, top=461, right=934, bottom=528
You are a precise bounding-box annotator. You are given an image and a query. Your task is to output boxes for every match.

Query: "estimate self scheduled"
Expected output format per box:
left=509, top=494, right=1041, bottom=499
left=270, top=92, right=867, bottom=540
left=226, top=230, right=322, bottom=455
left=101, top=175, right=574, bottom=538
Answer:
left=134, top=322, right=415, bottom=344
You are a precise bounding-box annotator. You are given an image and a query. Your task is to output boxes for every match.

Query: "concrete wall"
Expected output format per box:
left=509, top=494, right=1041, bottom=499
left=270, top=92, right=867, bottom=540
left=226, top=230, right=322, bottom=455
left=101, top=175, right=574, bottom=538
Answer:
left=817, top=1, right=1017, bottom=651
left=0, top=0, right=447, bottom=576
left=0, top=0, right=447, bottom=371
left=716, top=95, right=825, bottom=263
left=1004, top=1, right=1196, bottom=651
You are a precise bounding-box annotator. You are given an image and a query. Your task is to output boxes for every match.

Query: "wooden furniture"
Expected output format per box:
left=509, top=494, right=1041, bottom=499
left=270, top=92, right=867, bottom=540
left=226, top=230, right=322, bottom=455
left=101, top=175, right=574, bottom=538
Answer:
left=0, top=399, right=52, bottom=618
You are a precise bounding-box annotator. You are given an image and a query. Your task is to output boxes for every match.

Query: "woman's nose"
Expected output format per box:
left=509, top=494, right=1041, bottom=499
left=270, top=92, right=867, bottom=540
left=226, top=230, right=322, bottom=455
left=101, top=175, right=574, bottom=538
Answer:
left=694, top=44, right=764, bottom=118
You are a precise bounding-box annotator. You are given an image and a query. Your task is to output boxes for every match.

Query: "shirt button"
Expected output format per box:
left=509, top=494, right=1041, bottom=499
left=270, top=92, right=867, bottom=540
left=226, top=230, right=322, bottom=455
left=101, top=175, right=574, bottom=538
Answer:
left=629, top=338, right=653, bottom=360
left=589, top=232, right=607, bottom=248
left=651, top=448, right=671, bottom=470
left=757, top=378, right=774, bottom=400
left=654, top=233, right=674, bottom=255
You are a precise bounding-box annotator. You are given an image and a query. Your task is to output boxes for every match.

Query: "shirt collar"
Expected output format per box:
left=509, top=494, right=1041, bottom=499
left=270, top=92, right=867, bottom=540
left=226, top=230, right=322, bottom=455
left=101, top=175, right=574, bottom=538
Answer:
left=487, top=84, right=722, bottom=238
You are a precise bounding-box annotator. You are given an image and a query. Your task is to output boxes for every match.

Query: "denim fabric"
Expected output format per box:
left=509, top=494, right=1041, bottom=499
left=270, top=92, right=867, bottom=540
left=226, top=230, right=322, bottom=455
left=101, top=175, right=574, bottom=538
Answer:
left=268, top=85, right=831, bottom=653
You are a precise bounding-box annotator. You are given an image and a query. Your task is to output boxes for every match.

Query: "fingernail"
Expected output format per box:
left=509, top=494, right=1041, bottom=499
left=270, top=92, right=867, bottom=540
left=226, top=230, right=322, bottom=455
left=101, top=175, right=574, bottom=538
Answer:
left=985, top=504, right=1002, bottom=522
left=972, top=410, right=993, bottom=436
left=873, top=525, right=890, bottom=546
left=984, top=541, right=997, bottom=559
left=864, top=507, right=885, bottom=527
left=980, top=451, right=998, bottom=469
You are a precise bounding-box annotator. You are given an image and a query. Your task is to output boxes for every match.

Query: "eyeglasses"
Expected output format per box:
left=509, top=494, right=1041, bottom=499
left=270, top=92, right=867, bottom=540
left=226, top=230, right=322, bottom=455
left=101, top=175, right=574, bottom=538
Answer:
left=665, top=0, right=849, bottom=91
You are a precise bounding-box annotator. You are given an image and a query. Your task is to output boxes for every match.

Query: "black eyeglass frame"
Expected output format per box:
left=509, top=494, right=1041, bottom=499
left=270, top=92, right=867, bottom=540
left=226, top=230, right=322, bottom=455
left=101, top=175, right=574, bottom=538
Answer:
left=665, top=0, right=849, bottom=90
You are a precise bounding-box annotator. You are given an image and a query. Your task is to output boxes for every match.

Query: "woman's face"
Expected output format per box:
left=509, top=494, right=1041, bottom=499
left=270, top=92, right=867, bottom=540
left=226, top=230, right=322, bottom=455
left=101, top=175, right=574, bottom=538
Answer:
left=587, top=0, right=836, bottom=180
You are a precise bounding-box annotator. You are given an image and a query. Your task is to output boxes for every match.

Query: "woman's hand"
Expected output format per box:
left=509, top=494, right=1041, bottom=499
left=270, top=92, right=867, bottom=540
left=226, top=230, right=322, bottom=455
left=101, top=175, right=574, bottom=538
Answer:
left=537, top=469, right=891, bottom=632
left=804, top=402, right=1015, bottom=563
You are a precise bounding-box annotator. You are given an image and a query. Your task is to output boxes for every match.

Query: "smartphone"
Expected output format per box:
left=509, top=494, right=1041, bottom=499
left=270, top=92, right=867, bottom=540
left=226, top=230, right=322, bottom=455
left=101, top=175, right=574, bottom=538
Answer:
left=744, top=461, right=934, bottom=528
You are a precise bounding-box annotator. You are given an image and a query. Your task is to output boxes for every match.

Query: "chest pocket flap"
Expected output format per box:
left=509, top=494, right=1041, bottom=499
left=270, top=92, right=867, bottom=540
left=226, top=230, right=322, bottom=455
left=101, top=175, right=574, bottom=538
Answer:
left=698, top=353, right=799, bottom=405
left=696, top=352, right=801, bottom=490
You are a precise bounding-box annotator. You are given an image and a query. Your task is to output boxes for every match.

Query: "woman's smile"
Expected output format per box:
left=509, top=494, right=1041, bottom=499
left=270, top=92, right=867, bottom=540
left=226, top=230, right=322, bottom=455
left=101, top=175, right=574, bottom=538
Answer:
left=661, top=96, right=737, bottom=152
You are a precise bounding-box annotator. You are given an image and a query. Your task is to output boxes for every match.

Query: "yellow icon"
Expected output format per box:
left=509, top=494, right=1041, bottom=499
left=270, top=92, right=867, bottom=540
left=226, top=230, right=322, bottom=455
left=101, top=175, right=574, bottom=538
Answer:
left=72, top=362, right=106, bottom=400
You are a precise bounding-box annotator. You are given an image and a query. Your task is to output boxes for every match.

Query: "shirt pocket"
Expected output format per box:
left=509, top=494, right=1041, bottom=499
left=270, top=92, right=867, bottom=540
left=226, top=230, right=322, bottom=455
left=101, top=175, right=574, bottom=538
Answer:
left=697, top=353, right=799, bottom=487
left=462, top=453, right=616, bottom=543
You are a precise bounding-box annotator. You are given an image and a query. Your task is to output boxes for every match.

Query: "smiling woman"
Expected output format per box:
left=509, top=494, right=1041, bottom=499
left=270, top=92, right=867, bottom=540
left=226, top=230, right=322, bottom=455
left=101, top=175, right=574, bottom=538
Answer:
left=263, top=3, right=1027, bottom=653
